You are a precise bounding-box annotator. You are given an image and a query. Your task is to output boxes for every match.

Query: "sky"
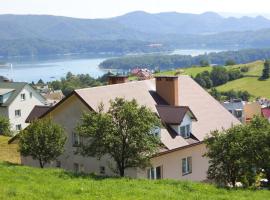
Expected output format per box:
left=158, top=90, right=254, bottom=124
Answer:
left=0, top=0, right=270, bottom=19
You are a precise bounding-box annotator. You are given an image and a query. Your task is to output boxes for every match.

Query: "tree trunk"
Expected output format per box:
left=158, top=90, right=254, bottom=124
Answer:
left=265, top=170, right=270, bottom=188
left=39, top=159, right=44, bottom=168
left=119, top=168, right=125, bottom=177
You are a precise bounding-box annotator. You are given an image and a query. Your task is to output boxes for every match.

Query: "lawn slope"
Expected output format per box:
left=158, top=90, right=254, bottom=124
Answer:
left=0, top=162, right=269, bottom=200
left=155, top=61, right=270, bottom=98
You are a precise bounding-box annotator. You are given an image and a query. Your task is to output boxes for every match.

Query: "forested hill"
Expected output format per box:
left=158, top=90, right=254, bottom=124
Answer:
left=1, top=12, right=270, bottom=40
left=2, top=12, right=270, bottom=57
left=99, top=48, right=270, bottom=70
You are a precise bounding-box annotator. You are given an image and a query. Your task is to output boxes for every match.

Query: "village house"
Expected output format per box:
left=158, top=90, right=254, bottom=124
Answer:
left=222, top=99, right=261, bottom=123
left=0, top=82, right=46, bottom=132
left=20, top=76, right=240, bottom=181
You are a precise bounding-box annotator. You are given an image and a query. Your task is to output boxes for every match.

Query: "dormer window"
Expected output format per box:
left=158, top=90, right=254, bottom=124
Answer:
left=180, top=124, right=190, bottom=138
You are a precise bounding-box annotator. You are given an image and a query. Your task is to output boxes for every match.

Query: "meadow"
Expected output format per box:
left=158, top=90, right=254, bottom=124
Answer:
left=0, top=162, right=269, bottom=200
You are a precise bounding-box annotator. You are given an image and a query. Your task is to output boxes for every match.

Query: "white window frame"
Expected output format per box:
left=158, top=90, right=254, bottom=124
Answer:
left=180, top=124, right=191, bottom=138
left=20, top=93, right=26, bottom=101
left=15, top=124, right=22, bottom=131
left=182, top=157, right=192, bottom=176
left=30, top=92, right=33, bottom=98
left=147, top=166, right=162, bottom=179
left=15, top=109, right=21, bottom=117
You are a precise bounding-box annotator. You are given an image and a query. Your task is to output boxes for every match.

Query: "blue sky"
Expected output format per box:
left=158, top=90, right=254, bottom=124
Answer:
left=0, top=0, right=270, bottom=19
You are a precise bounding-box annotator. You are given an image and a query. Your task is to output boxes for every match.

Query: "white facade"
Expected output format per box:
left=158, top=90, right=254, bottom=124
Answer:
left=0, top=84, right=45, bottom=132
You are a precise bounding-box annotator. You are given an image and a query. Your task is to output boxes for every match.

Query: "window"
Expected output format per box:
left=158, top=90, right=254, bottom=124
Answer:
left=15, top=109, right=21, bottom=117
left=30, top=92, right=33, bottom=98
left=74, top=163, right=79, bottom=173
left=235, top=110, right=243, bottom=118
left=182, top=157, right=192, bottom=175
left=72, top=132, right=82, bottom=147
left=15, top=124, right=22, bottom=131
left=56, top=161, right=61, bottom=168
left=100, top=166, right=105, bottom=175
left=20, top=93, right=26, bottom=101
left=180, top=124, right=191, bottom=138
left=147, top=166, right=163, bottom=179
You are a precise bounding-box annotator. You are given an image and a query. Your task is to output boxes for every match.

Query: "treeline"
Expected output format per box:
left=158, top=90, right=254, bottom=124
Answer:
left=100, top=48, right=270, bottom=70
left=0, top=39, right=170, bottom=58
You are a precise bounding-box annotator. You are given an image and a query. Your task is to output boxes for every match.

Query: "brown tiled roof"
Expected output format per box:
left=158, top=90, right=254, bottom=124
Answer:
left=26, top=105, right=51, bottom=123
left=156, top=105, right=197, bottom=125
left=41, top=76, right=240, bottom=151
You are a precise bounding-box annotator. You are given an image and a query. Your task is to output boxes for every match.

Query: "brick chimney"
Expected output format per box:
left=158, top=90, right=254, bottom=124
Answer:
left=155, top=76, right=179, bottom=106
left=108, top=75, right=129, bottom=85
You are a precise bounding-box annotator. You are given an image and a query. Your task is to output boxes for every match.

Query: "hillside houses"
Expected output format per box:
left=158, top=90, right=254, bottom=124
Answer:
left=0, top=82, right=46, bottom=132
left=20, top=76, right=240, bottom=181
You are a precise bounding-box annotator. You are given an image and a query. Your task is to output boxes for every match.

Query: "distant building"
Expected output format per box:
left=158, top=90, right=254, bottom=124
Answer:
left=222, top=99, right=261, bottom=123
left=0, top=82, right=46, bottom=132
left=262, top=108, right=270, bottom=122
left=131, top=68, right=153, bottom=80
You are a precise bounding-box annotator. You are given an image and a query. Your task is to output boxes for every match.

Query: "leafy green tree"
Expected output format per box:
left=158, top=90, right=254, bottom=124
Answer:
left=260, top=60, right=270, bottom=80
left=210, top=67, right=229, bottom=86
left=245, top=116, right=270, bottom=186
left=19, top=118, right=66, bottom=168
left=209, top=88, right=221, bottom=101
left=76, top=98, right=160, bottom=177
left=200, top=59, right=210, bottom=67
left=204, top=125, right=250, bottom=187
left=0, top=116, right=12, bottom=136
left=225, top=59, right=236, bottom=66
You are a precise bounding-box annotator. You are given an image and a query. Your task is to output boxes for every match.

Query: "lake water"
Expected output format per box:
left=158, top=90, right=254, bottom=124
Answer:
left=0, top=49, right=223, bottom=83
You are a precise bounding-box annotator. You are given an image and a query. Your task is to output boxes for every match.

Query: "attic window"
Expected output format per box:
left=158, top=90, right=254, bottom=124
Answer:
left=180, top=124, right=190, bottom=139
left=21, top=93, right=26, bottom=101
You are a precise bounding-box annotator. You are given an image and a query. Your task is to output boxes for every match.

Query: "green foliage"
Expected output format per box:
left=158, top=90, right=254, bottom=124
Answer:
left=225, top=59, right=237, bottom=66
left=205, top=117, right=270, bottom=188
left=260, top=60, right=270, bottom=80
left=0, top=116, right=12, bottom=136
left=1, top=162, right=270, bottom=200
left=19, top=118, right=66, bottom=168
left=210, top=67, right=229, bottom=86
left=76, top=98, right=160, bottom=176
left=48, top=72, right=103, bottom=96
left=100, top=49, right=270, bottom=70
left=200, top=60, right=210, bottom=67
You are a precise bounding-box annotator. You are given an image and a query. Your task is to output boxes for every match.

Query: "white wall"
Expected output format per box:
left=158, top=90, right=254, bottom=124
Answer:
left=8, top=85, right=45, bottom=131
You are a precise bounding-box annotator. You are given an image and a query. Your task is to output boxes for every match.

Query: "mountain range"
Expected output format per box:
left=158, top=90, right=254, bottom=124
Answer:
left=2, top=11, right=270, bottom=57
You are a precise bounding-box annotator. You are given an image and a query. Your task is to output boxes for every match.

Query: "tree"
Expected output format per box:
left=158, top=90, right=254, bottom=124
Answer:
left=245, top=116, right=270, bottom=186
left=200, top=59, right=210, bottom=67
left=19, top=118, right=66, bottom=168
left=0, top=116, right=12, bottom=136
left=204, top=125, right=250, bottom=187
left=210, top=67, right=229, bottom=86
left=76, top=98, right=160, bottom=177
left=260, top=60, right=270, bottom=80
left=225, top=59, right=236, bottom=66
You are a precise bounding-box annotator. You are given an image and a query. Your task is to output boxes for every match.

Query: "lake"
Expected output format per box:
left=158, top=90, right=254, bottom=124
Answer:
left=0, top=49, right=222, bottom=83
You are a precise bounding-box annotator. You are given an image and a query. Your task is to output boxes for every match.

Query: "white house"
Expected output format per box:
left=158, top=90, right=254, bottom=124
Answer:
left=0, top=82, right=46, bottom=132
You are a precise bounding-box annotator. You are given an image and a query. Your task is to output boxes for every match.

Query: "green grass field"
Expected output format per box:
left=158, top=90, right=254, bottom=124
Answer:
left=0, top=136, right=20, bottom=164
left=155, top=61, right=270, bottom=99
left=0, top=162, right=269, bottom=200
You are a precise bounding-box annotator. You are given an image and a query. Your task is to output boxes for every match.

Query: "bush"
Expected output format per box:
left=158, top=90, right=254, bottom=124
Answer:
left=0, top=116, right=12, bottom=136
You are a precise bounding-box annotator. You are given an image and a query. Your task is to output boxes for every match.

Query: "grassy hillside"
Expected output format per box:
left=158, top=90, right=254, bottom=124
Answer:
left=0, top=136, right=20, bottom=164
left=155, top=61, right=270, bottom=99
left=0, top=162, right=269, bottom=200
left=216, top=61, right=270, bottom=98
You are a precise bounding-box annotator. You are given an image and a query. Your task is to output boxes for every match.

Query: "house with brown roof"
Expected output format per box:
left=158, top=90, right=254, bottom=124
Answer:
left=21, top=76, right=240, bottom=181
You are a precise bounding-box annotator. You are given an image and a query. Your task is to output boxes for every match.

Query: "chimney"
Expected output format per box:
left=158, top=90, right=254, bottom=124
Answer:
left=108, top=75, right=129, bottom=85
left=155, top=76, right=179, bottom=106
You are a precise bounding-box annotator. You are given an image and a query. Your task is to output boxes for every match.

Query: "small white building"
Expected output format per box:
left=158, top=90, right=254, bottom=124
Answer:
left=0, top=82, right=46, bottom=133
left=222, top=99, right=245, bottom=123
